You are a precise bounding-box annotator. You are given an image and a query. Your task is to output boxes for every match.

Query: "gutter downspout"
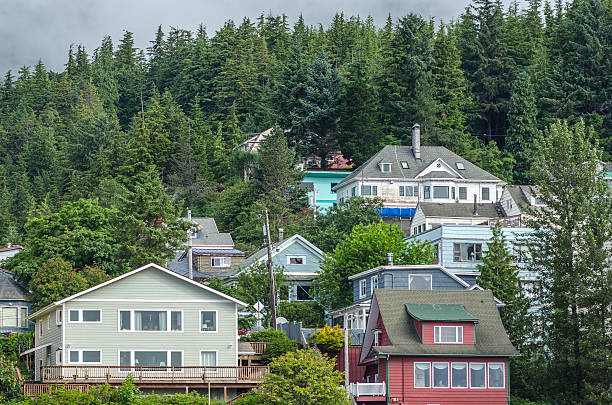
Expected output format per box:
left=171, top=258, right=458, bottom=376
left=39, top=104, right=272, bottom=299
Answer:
left=386, top=354, right=390, bottom=405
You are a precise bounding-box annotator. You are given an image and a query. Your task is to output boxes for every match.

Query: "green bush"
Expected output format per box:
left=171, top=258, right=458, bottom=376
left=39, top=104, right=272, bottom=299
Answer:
left=311, top=325, right=346, bottom=355
left=0, top=332, right=33, bottom=358
left=0, top=356, right=22, bottom=402
left=231, top=390, right=270, bottom=405
left=261, top=338, right=298, bottom=364
left=510, top=397, right=553, bottom=405
left=239, top=329, right=287, bottom=343
left=278, top=301, right=324, bottom=328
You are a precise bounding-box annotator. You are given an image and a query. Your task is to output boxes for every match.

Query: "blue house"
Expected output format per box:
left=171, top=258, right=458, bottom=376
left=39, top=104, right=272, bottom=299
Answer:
left=301, top=170, right=351, bottom=213
left=230, top=234, right=324, bottom=302
left=0, top=270, right=33, bottom=334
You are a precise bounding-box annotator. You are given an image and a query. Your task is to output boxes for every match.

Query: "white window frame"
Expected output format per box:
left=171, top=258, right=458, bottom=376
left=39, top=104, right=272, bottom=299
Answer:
left=361, top=185, right=378, bottom=196
left=371, top=275, right=379, bottom=292
left=408, top=274, right=433, bottom=290
left=359, top=279, right=367, bottom=299
left=210, top=257, right=231, bottom=268
left=118, top=350, right=184, bottom=372
left=482, top=187, right=490, bottom=201
left=199, top=350, right=218, bottom=367
left=458, top=186, right=467, bottom=200
left=451, top=362, right=468, bottom=389
left=433, top=186, right=450, bottom=199
left=373, top=329, right=381, bottom=346
left=469, top=362, right=487, bottom=389
left=432, top=362, right=450, bottom=388
left=117, top=309, right=183, bottom=332
left=55, top=350, right=62, bottom=365
left=0, top=306, right=28, bottom=329
left=200, top=310, right=218, bottom=333
left=287, top=255, right=306, bottom=265
left=414, top=362, right=431, bottom=388
left=67, top=349, right=102, bottom=365
left=38, top=321, right=42, bottom=338
left=380, top=163, right=392, bottom=172
left=400, top=161, right=409, bottom=169
left=434, top=325, right=463, bottom=344
left=67, top=309, right=103, bottom=324
left=55, top=310, right=62, bottom=326
left=487, top=362, right=505, bottom=389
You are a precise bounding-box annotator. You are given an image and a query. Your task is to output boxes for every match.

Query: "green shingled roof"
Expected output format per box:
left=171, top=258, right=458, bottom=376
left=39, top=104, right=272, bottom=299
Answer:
left=405, top=303, right=478, bottom=322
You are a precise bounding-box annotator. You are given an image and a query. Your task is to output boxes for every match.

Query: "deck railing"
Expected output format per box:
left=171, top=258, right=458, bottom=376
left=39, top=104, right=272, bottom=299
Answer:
left=41, top=365, right=269, bottom=384
left=24, top=383, right=90, bottom=396
left=248, top=342, right=268, bottom=355
left=348, top=382, right=386, bottom=397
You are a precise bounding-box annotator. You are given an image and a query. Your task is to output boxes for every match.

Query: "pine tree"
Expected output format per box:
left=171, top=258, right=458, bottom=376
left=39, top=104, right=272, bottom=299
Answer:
left=92, top=35, right=119, bottom=114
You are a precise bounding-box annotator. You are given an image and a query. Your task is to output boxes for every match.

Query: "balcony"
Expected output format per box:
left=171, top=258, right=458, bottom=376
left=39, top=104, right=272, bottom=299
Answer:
left=348, top=382, right=386, bottom=400
left=40, top=365, right=269, bottom=385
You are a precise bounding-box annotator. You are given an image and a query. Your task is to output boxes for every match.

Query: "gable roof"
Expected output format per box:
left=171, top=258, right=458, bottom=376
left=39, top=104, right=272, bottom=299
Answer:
left=370, top=289, right=518, bottom=357
left=417, top=202, right=501, bottom=219
left=334, top=145, right=501, bottom=190
left=233, top=127, right=273, bottom=152
left=0, top=270, right=29, bottom=301
left=190, top=217, right=234, bottom=247
left=348, top=264, right=470, bottom=289
left=30, top=263, right=248, bottom=319
left=404, top=303, right=478, bottom=322
left=236, top=234, right=324, bottom=271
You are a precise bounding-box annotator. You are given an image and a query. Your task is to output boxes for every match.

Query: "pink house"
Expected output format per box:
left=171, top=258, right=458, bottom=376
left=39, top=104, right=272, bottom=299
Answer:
left=352, top=289, right=518, bottom=405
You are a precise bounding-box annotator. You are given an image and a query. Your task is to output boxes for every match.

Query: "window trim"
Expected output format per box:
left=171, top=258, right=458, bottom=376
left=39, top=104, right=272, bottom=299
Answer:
left=414, top=362, right=431, bottom=388
left=0, top=306, right=28, bottom=329
left=358, top=279, right=367, bottom=299
left=200, top=310, right=218, bottom=334
left=458, top=186, right=467, bottom=200
left=210, top=257, right=231, bottom=268
left=371, top=275, right=379, bottom=293
left=423, top=186, right=431, bottom=199
left=287, top=255, right=306, bottom=265
left=453, top=243, right=483, bottom=262
left=434, top=325, right=463, bottom=344
left=68, top=309, right=103, bottom=324
left=295, top=284, right=314, bottom=302
left=380, top=162, right=392, bottom=173
left=360, top=185, right=378, bottom=196
left=400, top=161, right=409, bottom=169
left=469, top=362, right=487, bottom=389
left=373, top=329, right=381, bottom=346
left=118, top=350, right=184, bottom=372
left=117, top=309, right=184, bottom=333
left=55, top=350, right=62, bottom=365
left=67, top=349, right=102, bottom=365
left=199, top=350, right=219, bottom=367
left=433, top=185, right=450, bottom=199
left=451, top=362, right=468, bottom=389
left=55, top=310, right=62, bottom=326
left=482, top=187, right=490, bottom=201
left=408, top=274, right=433, bottom=290
left=432, top=362, right=450, bottom=388
left=487, top=362, right=506, bottom=389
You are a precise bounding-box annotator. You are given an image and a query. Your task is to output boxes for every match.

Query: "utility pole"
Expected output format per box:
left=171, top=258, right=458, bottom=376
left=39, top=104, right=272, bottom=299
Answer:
left=187, top=209, right=193, bottom=280
left=344, top=313, right=349, bottom=388
left=264, top=207, right=277, bottom=329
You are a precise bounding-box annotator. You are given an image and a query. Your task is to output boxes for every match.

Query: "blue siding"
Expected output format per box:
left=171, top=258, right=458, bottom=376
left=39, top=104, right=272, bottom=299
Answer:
left=302, top=171, right=350, bottom=212
left=0, top=300, right=33, bottom=334
left=273, top=242, right=322, bottom=275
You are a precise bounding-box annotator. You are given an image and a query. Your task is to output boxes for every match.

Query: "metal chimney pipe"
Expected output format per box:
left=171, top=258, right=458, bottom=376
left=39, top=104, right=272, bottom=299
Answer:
left=187, top=209, right=193, bottom=280
left=473, top=195, right=478, bottom=216
left=412, top=124, right=421, bottom=159
left=387, top=252, right=394, bottom=266
left=278, top=228, right=284, bottom=242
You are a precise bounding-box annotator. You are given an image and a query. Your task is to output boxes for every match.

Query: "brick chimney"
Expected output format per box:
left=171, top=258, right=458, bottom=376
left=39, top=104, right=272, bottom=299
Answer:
left=412, top=124, right=421, bottom=159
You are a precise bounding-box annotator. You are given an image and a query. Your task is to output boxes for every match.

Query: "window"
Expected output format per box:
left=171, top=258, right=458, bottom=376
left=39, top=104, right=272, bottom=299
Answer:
left=330, top=182, right=338, bottom=191
left=200, top=311, right=217, bottom=332
left=456, top=162, right=465, bottom=170
left=119, top=310, right=182, bottom=332
left=68, top=350, right=101, bottom=364
left=482, top=187, right=490, bottom=201
left=68, top=309, right=102, bottom=323
left=470, top=363, right=486, bottom=388
left=409, top=274, right=432, bottom=290
left=55, top=310, right=62, bottom=325
left=380, top=163, right=392, bottom=172
left=414, top=362, right=431, bottom=388
left=488, top=363, right=505, bottom=388
left=453, top=243, right=482, bottom=262
left=434, top=326, right=463, bottom=344
left=0, top=307, right=18, bottom=328
left=371, top=275, right=379, bottom=292
left=400, top=161, right=409, bottom=169
left=361, top=185, right=377, bottom=196
left=211, top=257, right=231, bottom=267
left=373, top=329, right=381, bottom=346
left=20, top=308, right=28, bottom=328
left=55, top=350, right=62, bottom=365
left=451, top=363, right=468, bottom=388
left=432, top=244, right=439, bottom=264
left=200, top=351, right=217, bottom=366
left=351, top=186, right=357, bottom=196
left=433, top=186, right=449, bottom=199
left=296, top=285, right=313, bottom=301
left=399, top=185, right=418, bottom=197
left=424, top=186, right=431, bottom=199
left=120, top=351, right=131, bottom=371
left=459, top=187, right=467, bottom=200
left=48, top=315, right=51, bottom=329
left=359, top=279, right=367, bottom=298
left=288, top=256, right=305, bottom=265
left=38, top=321, right=42, bottom=338
left=451, top=187, right=456, bottom=199
left=433, top=363, right=449, bottom=388
left=120, top=351, right=182, bottom=368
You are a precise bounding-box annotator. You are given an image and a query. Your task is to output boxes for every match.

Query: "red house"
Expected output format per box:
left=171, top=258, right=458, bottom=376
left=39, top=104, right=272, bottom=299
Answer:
left=353, top=289, right=518, bottom=405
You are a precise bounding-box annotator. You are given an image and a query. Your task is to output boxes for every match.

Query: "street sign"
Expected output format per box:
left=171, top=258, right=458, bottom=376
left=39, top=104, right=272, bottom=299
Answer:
left=254, top=301, right=264, bottom=312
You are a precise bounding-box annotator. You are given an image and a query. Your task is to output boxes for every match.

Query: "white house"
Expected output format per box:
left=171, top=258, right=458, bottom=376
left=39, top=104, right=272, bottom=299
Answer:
left=409, top=201, right=502, bottom=236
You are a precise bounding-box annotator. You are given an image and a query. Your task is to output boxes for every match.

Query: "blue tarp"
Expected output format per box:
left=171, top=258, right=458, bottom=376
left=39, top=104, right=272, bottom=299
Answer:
left=378, top=207, right=416, bottom=218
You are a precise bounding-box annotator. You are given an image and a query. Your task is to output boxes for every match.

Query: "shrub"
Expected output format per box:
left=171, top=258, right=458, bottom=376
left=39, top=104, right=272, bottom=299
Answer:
left=231, top=390, right=270, bottom=405
left=261, top=338, right=298, bottom=364
left=278, top=301, right=324, bottom=327
left=0, top=356, right=22, bottom=401
left=311, top=325, right=346, bottom=355
left=239, top=329, right=287, bottom=343
left=0, top=332, right=33, bottom=358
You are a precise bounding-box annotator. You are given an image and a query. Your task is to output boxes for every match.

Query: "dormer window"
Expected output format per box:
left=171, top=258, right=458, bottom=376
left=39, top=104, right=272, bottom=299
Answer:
left=380, top=163, right=392, bottom=173
left=434, top=325, right=463, bottom=344
left=373, top=329, right=381, bottom=346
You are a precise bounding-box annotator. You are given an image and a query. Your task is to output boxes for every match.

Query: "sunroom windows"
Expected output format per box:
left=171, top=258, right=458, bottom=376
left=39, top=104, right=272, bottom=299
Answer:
left=118, top=310, right=183, bottom=332
left=414, top=361, right=505, bottom=389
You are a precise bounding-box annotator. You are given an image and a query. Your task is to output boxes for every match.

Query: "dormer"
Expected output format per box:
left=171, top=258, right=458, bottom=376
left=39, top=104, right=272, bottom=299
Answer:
left=415, top=158, right=463, bottom=180
left=379, top=162, right=392, bottom=173
left=405, top=303, right=478, bottom=345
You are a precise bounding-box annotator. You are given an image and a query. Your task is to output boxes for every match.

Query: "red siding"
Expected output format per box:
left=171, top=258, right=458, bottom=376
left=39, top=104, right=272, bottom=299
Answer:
left=414, top=319, right=423, bottom=341
left=386, top=356, right=508, bottom=405
left=335, top=346, right=367, bottom=383
left=422, top=322, right=475, bottom=345
left=376, top=314, right=391, bottom=346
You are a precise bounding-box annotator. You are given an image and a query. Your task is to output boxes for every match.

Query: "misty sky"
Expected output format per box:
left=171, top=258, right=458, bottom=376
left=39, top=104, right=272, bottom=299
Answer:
left=0, top=0, right=524, bottom=74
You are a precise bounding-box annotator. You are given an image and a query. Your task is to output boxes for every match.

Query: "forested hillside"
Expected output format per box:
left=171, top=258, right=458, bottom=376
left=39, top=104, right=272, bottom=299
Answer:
left=0, top=0, right=610, bottom=248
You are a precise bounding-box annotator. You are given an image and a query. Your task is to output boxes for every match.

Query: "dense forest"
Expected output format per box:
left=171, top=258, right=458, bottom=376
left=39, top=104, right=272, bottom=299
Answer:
left=0, top=0, right=610, bottom=247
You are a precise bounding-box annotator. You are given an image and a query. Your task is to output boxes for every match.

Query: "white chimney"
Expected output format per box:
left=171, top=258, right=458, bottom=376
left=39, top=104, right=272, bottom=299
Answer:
left=412, top=124, right=421, bottom=159
left=278, top=228, right=284, bottom=242
left=387, top=252, right=394, bottom=266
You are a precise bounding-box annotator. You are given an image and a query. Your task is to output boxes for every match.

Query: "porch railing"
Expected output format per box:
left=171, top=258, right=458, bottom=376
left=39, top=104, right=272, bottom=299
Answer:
left=348, top=382, right=386, bottom=397
left=248, top=342, right=268, bottom=355
left=41, top=365, right=269, bottom=384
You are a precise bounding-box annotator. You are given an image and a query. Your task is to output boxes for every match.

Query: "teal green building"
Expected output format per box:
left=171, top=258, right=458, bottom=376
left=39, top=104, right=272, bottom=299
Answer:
left=302, top=170, right=351, bottom=213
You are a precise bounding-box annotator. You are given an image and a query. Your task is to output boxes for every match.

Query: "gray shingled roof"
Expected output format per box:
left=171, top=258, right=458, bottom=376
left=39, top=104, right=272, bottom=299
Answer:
left=167, top=252, right=236, bottom=280
left=373, top=289, right=518, bottom=357
left=334, top=145, right=501, bottom=190
left=418, top=202, right=501, bottom=218
left=0, top=270, right=29, bottom=301
left=236, top=234, right=324, bottom=271
left=191, top=218, right=234, bottom=246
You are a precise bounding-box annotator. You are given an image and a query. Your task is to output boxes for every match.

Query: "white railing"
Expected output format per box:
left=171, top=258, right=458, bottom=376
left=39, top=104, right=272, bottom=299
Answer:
left=348, top=382, right=386, bottom=397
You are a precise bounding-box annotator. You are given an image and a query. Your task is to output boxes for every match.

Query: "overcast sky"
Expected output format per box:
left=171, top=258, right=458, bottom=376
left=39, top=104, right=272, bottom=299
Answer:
left=0, top=0, right=525, bottom=74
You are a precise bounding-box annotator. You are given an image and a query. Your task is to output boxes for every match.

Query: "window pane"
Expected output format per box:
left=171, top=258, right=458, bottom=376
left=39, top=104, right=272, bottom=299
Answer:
left=135, top=351, right=167, bottom=367
left=120, top=311, right=131, bottom=331
left=82, top=310, right=100, bottom=322
left=201, top=311, right=217, bottom=332
left=470, top=363, right=486, bottom=388
left=440, top=326, right=457, bottom=342
left=488, top=363, right=505, bottom=388
left=424, top=186, right=431, bottom=199
left=459, top=187, right=467, bottom=200
left=135, top=311, right=167, bottom=331
left=289, top=257, right=304, bottom=265
left=20, top=308, right=28, bottom=328
left=433, top=186, right=449, bottom=199
left=69, top=310, right=79, bottom=322
left=120, top=352, right=131, bottom=367
left=82, top=351, right=100, bottom=363
left=69, top=351, right=79, bottom=363
left=414, top=362, right=430, bottom=388
left=171, top=311, right=182, bottom=331
left=409, top=275, right=431, bottom=290
left=433, top=363, right=449, bottom=388
left=452, top=363, right=468, bottom=387
left=296, top=285, right=313, bottom=301
left=482, top=187, right=490, bottom=200
left=170, top=352, right=182, bottom=367
left=201, top=351, right=217, bottom=366
left=3, top=307, right=18, bottom=327
left=399, top=186, right=405, bottom=196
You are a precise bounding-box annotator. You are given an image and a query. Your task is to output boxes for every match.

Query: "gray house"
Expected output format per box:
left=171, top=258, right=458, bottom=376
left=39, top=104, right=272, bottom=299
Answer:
left=410, top=201, right=502, bottom=236
left=0, top=270, right=32, bottom=334
left=22, top=263, right=266, bottom=398
left=231, top=234, right=324, bottom=302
